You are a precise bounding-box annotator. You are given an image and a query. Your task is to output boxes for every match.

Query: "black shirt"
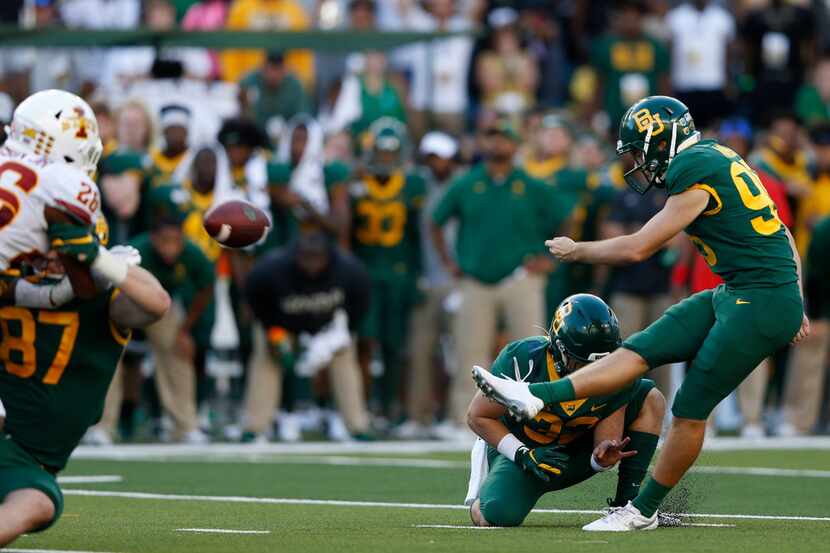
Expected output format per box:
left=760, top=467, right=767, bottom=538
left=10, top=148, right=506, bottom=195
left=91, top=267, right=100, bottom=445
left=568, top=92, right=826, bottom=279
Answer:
left=606, top=189, right=672, bottom=297
left=245, top=245, right=371, bottom=335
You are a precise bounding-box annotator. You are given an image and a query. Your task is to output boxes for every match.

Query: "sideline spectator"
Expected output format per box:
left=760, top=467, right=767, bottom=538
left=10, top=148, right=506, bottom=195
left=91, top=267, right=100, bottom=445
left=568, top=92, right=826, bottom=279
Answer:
left=795, top=56, right=830, bottom=125
left=665, top=0, right=735, bottom=129
left=181, top=0, right=232, bottom=80
left=398, top=131, right=459, bottom=439
left=132, top=186, right=215, bottom=444
left=242, top=229, right=373, bottom=442
left=590, top=0, right=669, bottom=129
left=240, top=51, right=311, bottom=142
left=430, top=119, right=565, bottom=432
left=475, top=7, right=538, bottom=115
left=221, top=0, right=314, bottom=86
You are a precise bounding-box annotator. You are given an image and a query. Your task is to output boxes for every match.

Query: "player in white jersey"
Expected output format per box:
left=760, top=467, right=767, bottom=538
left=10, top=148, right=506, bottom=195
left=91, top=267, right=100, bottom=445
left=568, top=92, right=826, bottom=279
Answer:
left=0, top=89, right=133, bottom=306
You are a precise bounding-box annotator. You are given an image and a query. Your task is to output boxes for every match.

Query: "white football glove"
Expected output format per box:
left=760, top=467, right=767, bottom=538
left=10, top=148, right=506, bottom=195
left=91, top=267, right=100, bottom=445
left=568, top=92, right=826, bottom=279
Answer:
left=92, top=245, right=142, bottom=289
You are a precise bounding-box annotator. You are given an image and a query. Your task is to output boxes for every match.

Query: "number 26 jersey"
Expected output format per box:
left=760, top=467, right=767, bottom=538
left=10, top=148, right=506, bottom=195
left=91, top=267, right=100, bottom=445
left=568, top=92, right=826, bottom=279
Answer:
left=664, top=139, right=798, bottom=289
left=0, top=147, right=101, bottom=270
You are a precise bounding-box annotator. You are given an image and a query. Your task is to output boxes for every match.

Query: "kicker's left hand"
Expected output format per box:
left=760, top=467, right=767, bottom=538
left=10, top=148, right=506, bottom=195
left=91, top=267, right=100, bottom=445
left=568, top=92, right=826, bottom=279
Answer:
left=545, top=237, right=578, bottom=261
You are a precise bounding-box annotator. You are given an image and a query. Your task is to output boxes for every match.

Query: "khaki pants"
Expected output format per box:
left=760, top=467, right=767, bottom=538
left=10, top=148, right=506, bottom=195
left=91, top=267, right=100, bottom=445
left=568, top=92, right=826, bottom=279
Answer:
left=145, top=304, right=198, bottom=440
left=406, top=285, right=452, bottom=425
left=243, top=324, right=370, bottom=435
left=610, top=292, right=674, bottom=395
left=89, top=360, right=125, bottom=437
left=449, top=272, right=545, bottom=425
left=781, top=320, right=829, bottom=433
left=737, top=358, right=771, bottom=426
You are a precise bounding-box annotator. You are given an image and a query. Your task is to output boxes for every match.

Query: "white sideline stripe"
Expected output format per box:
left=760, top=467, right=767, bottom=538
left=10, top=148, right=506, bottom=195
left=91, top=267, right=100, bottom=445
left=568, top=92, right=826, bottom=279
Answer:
left=61, top=490, right=830, bottom=523
left=414, top=524, right=503, bottom=530
left=175, top=528, right=270, bottom=535
left=62, top=452, right=830, bottom=480
left=5, top=549, right=119, bottom=553
left=69, top=435, right=830, bottom=459
left=682, top=523, right=736, bottom=528
left=57, top=475, right=123, bottom=484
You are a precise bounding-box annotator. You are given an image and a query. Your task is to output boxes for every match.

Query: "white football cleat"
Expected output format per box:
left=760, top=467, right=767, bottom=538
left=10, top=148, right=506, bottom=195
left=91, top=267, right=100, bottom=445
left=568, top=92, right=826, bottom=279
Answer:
left=582, top=502, right=658, bottom=532
left=471, top=365, right=543, bottom=420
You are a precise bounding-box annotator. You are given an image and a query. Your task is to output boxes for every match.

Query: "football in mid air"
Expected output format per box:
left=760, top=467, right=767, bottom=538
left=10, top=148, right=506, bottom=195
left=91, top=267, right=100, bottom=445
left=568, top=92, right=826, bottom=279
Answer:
left=203, top=199, right=271, bottom=249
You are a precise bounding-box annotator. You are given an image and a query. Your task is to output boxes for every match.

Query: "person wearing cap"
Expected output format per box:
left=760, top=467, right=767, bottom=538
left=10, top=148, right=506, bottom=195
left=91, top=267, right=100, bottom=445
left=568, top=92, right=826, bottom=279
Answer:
left=241, top=228, right=373, bottom=442
left=147, top=104, right=191, bottom=188
left=590, top=0, right=669, bottom=128
left=350, top=118, right=425, bottom=421
left=129, top=185, right=215, bottom=444
left=431, top=119, right=567, bottom=429
left=476, top=7, right=538, bottom=113
left=395, top=131, right=459, bottom=438
left=240, top=51, right=311, bottom=134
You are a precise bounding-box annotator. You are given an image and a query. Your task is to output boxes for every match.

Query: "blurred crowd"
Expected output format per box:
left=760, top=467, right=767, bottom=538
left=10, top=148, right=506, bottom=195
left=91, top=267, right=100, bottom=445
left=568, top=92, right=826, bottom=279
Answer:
left=1, top=0, right=830, bottom=443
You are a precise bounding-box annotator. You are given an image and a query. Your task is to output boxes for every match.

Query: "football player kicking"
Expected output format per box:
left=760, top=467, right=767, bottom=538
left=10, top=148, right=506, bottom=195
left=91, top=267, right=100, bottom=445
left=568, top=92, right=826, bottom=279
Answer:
left=0, top=226, right=170, bottom=546
left=467, top=294, right=665, bottom=528
left=474, top=96, right=808, bottom=531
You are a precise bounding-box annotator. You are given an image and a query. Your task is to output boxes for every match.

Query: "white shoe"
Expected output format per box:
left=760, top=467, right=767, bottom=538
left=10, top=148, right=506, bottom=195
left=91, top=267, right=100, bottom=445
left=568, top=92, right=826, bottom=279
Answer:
left=776, top=422, right=802, bottom=437
left=325, top=412, right=351, bottom=442
left=278, top=413, right=302, bottom=443
left=431, top=421, right=476, bottom=443
left=471, top=365, right=543, bottom=420
left=582, top=502, right=658, bottom=532
left=741, top=424, right=765, bottom=439
left=182, top=429, right=210, bottom=445
left=392, top=420, right=431, bottom=440
left=82, top=427, right=113, bottom=446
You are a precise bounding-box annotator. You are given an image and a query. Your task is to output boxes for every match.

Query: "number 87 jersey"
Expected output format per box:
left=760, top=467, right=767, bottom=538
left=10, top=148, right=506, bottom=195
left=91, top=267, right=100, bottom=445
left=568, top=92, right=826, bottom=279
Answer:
left=663, top=139, right=799, bottom=290
left=0, top=148, right=100, bottom=270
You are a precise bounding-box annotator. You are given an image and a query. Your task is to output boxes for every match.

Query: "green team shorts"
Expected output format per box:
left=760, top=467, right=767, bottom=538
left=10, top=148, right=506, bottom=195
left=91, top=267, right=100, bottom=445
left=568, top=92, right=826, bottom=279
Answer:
left=0, top=434, right=63, bottom=531
left=624, top=283, right=803, bottom=420
left=357, top=274, right=417, bottom=349
left=477, top=378, right=655, bottom=527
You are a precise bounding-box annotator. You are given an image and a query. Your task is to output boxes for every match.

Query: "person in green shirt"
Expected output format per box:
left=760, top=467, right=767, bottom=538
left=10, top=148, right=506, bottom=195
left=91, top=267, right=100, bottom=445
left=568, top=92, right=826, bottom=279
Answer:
left=474, top=96, right=807, bottom=531
left=349, top=119, right=424, bottom=419
left=146, top=104, right=192, bottom=188
left=268, top=115, right=351, bottom=248
left=431, top=119, right=566, bottom=429
left=590, top=0, right=670, bottom=128
left=240, top=51, right=311, bottom=136
left=795, top=57, right=830, bottom=125
left=130, top=187, right=216, bottom=443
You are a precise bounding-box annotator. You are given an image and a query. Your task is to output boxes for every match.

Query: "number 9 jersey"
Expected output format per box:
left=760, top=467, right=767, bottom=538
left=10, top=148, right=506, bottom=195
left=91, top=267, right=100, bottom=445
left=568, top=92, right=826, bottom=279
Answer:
left=0, top=148, right=100, bottom=270
left=664, top=140, right=798, bottom=289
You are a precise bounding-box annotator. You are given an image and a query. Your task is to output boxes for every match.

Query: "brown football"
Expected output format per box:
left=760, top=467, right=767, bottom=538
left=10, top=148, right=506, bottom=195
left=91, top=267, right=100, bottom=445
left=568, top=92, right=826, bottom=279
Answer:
left=203, top=199, right=271, bottom=249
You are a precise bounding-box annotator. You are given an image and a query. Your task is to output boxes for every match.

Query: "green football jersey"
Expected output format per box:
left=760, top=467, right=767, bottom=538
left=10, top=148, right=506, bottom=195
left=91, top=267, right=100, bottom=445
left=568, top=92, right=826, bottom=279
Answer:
left=664, top=139, right=798, bottom=289
left=490, top=337, right=635, bottom=448
left=0, top=288, right=128, bottom=470
left=351, top=171, right=425, bottom=279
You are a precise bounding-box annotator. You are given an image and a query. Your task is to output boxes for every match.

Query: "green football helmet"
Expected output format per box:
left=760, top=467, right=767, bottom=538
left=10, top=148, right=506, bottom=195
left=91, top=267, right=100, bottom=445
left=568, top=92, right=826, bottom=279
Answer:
left=617, top=95, right=699, bottom=194
left=549, top=293, right=622, bottom=376
left=364, top=117, right=409, bottom=179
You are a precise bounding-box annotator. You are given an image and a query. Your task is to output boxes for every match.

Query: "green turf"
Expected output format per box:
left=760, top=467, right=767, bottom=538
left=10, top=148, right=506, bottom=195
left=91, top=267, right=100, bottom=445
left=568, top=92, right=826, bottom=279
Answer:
left=14, top=449, right=830, bottom=553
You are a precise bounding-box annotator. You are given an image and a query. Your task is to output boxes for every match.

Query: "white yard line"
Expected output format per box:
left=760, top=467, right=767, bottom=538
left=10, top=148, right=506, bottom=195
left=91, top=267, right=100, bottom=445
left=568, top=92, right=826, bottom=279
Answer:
left=175, top=528, right=270, bottom=535
left=61, top=490, right=830, bottom=523
left=69, top=436, right=830, bottom=460
left=57, top=475, right=123, bottom=484
left=681, top=523, right=736, bottom=528
left=5, top=549, right=120, bottom=553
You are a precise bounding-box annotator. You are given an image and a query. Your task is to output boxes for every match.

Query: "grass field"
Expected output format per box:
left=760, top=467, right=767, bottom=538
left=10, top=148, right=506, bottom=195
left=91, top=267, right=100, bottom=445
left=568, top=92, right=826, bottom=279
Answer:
left=12, top=440, right=830, bottom=553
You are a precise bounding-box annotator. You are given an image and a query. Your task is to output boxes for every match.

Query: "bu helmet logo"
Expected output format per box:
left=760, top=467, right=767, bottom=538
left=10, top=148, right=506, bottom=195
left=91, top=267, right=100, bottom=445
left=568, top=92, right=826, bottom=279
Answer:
left=552, top=301, right=573, bottom=334
left=633, top=108, right=664, bottom=136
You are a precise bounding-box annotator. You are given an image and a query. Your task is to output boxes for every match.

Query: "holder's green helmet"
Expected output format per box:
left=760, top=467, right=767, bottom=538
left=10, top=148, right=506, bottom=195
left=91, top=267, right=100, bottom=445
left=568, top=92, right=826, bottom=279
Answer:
left=617, top=95, right=698, bottom=194
left=549, top=293, right=622, bottom=376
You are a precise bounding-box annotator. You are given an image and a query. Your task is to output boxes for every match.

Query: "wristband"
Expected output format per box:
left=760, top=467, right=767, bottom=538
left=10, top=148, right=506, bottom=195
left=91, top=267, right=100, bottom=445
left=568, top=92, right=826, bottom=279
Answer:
left=590, top=453, right=613, bottom=472
left=91, top=246, right=129, bottom=286
left=497, top=433, right=524, bottom=463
